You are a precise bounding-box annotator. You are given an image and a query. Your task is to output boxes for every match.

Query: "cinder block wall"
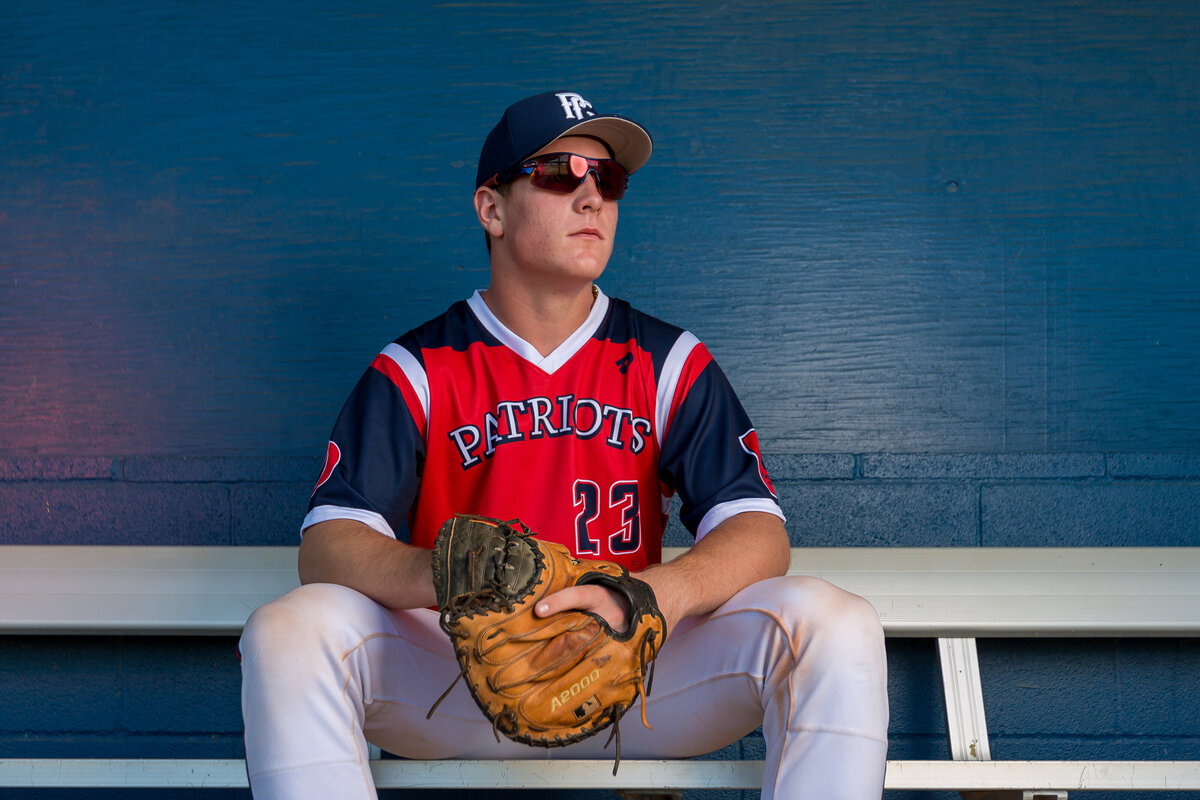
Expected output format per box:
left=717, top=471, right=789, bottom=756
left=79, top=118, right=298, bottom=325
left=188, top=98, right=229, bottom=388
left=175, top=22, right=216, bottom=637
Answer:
left=0, top=458, right=314, bottom=547
left=8, top=453, right=1196, bottom=549
left=765, top=453, right=1200, bottom=548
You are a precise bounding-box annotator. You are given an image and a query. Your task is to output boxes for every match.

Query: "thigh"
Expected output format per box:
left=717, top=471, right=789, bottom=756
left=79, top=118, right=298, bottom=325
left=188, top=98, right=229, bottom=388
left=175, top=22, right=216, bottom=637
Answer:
left=372, top=577, right=838, bottom=761
left=368, top=598, right=767, bottom=761
left=552, top=577, right=813, bottom=760
left=358, top=604, right=557, bottom=760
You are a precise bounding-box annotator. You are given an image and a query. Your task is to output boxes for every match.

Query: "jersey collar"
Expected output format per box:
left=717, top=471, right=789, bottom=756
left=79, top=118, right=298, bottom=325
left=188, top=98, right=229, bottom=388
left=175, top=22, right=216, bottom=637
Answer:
left=467, top=287, right=610, bottom=375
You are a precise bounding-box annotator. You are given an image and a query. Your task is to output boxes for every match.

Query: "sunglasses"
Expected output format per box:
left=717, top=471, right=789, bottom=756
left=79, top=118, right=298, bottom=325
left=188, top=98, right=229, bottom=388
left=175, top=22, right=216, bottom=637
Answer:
left=486, top=153, right=629, bottom=201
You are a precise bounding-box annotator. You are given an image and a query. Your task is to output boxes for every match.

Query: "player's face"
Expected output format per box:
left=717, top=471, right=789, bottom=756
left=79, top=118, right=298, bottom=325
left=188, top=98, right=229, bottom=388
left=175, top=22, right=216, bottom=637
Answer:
left=492, top=136, right=618, bottom=289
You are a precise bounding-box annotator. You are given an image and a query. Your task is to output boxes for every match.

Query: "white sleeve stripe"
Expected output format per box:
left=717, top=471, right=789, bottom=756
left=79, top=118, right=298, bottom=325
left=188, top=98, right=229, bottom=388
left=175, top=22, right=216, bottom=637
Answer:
left=379, top=342, right=430, bottom=430
left=695, top=499, right=786, bottom=541
left=301, top=505, right=397, bottom=539
left=655, top=331, right=701, bottom=449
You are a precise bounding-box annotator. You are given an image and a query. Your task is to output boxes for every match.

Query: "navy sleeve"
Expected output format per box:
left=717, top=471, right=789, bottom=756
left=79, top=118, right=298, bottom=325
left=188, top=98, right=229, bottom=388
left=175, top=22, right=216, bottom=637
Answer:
left=657, top=358, right=781, bottom=537
left=306, top=366, right=425, bottom=542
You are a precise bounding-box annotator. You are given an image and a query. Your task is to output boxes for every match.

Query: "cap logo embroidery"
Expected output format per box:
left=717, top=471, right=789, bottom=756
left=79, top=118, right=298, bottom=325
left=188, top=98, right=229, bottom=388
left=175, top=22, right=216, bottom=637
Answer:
left=556, top=92, right=595, bottom=121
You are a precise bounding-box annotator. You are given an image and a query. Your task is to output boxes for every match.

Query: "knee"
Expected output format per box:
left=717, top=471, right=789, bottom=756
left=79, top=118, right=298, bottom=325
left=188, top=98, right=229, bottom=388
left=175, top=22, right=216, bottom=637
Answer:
left=773, top=576, right=886, bottom=664
left=799, top=576, right=882, bottom=634
left=240, top=583, right=372, bottom=672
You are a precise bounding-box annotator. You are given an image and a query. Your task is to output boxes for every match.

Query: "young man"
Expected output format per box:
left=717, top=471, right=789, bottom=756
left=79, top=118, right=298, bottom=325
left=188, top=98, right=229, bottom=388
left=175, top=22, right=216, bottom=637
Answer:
left=240, top=91, right=889, bottom=799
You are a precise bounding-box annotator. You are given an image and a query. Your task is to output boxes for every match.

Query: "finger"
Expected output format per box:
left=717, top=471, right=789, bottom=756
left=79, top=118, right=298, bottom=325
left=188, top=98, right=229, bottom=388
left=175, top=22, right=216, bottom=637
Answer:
left=535, top=585, right=590, bottom=618
left=537, top=585, right=632, bottom=634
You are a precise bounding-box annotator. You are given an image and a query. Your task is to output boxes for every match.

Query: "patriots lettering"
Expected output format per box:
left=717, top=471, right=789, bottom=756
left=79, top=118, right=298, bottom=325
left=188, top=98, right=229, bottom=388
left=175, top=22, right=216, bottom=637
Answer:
left=308, top=292, right=784, bottom=568
left=448, top=394, right=652, bottom=469
left=574, top=398, right=604, bottom=439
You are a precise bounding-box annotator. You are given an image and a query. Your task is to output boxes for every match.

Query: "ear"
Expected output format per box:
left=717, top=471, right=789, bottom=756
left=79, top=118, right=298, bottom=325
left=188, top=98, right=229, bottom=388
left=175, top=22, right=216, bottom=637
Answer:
left=474, top=186, right=505, bottom=239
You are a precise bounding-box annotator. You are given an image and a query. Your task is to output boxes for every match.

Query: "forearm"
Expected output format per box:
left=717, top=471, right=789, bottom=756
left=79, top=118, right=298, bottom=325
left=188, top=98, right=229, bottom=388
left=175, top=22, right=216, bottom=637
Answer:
left=297, top=518, right=436, bottom=610
left=637, top=511, right=790, bottom=637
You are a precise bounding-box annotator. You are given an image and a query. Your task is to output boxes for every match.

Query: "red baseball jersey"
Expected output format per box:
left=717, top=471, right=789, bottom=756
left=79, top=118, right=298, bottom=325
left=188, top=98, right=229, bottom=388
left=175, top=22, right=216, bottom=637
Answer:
left=305, top=289, right=783, bottom=571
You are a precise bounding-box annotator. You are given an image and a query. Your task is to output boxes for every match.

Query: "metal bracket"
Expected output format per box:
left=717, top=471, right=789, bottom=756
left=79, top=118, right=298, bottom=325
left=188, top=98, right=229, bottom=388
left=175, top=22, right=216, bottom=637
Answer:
left=939, top=637, right=991, bottom=762
left=941, top=640, right=1070, bottom=800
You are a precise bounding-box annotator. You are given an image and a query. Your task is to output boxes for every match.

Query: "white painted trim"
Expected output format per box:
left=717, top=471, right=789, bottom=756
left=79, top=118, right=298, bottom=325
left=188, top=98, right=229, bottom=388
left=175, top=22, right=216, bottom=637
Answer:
left=3, top=546, right=1199, bottom=635
left=1, top=759, right=1198, bottom=791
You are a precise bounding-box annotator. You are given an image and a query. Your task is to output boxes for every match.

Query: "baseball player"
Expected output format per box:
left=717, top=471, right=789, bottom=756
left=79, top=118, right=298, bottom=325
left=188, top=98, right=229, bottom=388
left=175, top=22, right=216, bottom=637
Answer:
left=239, top=90, right=888, bottom=799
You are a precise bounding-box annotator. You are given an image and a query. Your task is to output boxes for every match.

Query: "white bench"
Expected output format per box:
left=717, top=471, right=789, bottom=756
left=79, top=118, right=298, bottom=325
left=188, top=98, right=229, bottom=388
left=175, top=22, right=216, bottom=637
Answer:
left=2, top=545, right=1199, bottom=798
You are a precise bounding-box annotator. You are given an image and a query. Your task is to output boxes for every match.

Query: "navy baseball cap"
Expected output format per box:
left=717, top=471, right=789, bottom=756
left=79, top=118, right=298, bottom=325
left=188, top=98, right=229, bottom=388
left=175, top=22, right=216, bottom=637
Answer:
left=476, top=91, right=653, bottom=189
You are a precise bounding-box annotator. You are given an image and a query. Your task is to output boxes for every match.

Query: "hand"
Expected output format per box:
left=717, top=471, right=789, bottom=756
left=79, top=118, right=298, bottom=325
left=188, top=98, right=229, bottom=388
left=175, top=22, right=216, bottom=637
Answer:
left=535, top=583, right=633, bottom=633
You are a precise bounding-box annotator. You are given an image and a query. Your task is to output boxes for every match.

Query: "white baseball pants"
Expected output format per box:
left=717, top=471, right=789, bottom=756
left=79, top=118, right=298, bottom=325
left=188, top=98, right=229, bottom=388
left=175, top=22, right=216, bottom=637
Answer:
left=239, top=575, right=889, bottom=799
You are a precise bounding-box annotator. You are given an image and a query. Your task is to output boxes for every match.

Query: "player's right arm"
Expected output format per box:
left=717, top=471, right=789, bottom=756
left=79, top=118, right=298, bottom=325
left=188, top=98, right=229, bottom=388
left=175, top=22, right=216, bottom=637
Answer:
left=299, top=335, right=433, bottom=609
left=298, top=518, right=436, bottom=611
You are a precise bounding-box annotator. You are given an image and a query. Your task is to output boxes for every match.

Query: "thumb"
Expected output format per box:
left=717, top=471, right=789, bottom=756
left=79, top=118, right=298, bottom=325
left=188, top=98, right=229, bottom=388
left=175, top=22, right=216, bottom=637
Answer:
left=534, top=586, right=584, bottom=618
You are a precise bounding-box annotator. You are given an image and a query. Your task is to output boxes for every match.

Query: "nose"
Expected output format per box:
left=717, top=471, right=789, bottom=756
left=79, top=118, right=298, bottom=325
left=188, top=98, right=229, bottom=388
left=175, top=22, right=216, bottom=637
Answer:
left=574, top=171, right=604, bottom=210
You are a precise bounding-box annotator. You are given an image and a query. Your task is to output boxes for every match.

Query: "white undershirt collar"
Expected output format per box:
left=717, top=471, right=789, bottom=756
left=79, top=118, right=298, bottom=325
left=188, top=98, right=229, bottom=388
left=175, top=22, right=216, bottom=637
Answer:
left=467, top=287, right=610, bottom=375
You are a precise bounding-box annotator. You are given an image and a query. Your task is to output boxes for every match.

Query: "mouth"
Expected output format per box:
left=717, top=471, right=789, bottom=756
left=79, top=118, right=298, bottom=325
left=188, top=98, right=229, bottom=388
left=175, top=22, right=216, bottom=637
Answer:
left=572, top=227, right=603, bottom=239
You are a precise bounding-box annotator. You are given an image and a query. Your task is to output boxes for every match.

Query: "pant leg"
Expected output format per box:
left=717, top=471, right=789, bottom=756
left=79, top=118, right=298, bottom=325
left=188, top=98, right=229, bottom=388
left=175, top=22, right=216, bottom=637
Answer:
left=554, top=575, right=890, bottom=799
left=741, top=576, right=889, bottom=799
left=240, top=582, right=546, bottom=800
left=240, top=576, right=888, bottom=799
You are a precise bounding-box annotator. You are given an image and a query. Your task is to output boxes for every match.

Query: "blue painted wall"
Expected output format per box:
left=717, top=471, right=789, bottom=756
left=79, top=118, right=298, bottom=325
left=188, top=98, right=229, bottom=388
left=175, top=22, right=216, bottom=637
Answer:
left=2, top=1, right=1198, bottom=798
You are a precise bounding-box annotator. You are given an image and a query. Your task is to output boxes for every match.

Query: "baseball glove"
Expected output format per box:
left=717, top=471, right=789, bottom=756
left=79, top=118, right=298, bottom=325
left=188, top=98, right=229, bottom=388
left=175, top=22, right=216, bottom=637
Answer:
left=427, top=514, right=666, bottom=770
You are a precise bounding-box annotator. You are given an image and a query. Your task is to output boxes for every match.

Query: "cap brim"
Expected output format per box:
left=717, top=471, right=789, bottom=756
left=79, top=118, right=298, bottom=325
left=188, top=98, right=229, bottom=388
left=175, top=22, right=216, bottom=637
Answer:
left=557, top=116, right=653, bottom=174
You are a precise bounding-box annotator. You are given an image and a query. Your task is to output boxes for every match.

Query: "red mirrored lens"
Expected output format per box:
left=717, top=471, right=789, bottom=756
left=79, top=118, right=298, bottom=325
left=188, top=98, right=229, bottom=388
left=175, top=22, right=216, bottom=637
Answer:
left=524, top=153, right=627, bottom=200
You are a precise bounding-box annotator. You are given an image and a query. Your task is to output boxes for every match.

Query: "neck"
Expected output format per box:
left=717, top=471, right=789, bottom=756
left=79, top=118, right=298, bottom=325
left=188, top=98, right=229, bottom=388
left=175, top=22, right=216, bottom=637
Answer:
left=480, top=283, right=598, bottom=357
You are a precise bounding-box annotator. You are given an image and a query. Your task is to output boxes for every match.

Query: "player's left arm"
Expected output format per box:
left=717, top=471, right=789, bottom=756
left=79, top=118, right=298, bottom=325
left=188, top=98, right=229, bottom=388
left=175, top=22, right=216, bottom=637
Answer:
left=537, top=335, right=790, bottom=637
left=535, top=510, right=789, bottom=639
left=636, top=510, right=789, bottom=636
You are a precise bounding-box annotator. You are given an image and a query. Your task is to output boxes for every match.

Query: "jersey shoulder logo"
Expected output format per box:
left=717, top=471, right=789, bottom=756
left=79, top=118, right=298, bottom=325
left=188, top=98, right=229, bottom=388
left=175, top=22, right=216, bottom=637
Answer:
left=313, top=441, right=341, bottom=496
left=738, top=429, right=777, bottom=497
